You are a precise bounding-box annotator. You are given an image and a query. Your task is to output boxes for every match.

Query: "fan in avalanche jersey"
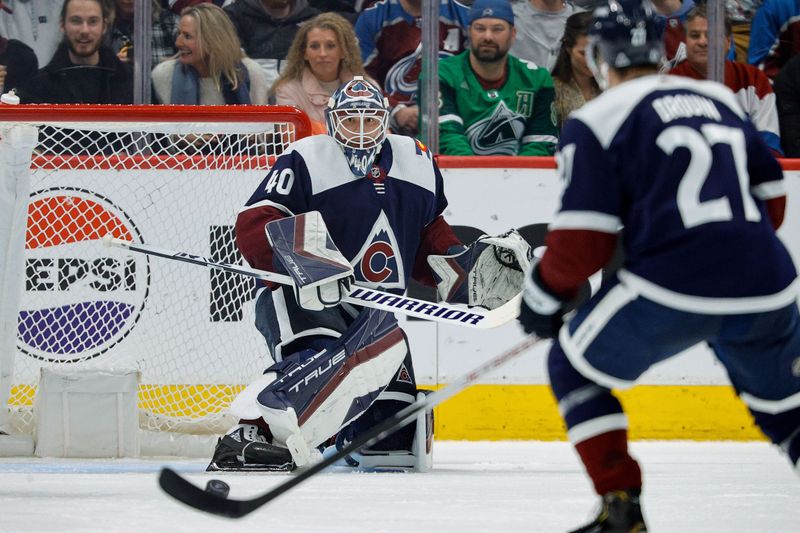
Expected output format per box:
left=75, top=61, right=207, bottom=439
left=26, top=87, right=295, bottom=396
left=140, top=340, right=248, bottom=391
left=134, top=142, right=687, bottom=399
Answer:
left=355, top=0, right=470, bottom=136
left=207, top=77, right=531, bottom=472
left=669, top=5, right=783, bottom=155
left=517, top=0, right=800, bottom=531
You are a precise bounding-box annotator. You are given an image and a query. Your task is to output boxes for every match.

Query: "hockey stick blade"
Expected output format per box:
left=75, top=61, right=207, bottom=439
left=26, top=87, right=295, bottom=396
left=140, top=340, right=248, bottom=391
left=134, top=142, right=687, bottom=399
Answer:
left=157, top=336, right=542, bottom=518
left=159, top=468, right=247, bottom=518
left=104, top=236, right=520, bottom=329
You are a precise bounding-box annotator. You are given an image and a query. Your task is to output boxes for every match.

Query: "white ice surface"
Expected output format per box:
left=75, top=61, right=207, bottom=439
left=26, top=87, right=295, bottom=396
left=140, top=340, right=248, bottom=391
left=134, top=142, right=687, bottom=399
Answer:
left=1, top=441, right=798, bottom=533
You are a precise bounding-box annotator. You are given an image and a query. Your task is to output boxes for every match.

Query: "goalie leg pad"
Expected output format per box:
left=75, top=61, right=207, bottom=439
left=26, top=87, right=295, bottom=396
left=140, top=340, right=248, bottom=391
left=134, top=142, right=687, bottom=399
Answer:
left=328, top=348, right=434, bottom=472
left=344, top=347, right=418, bottom=452
left=324, top=389, right=434, bottom=472
left=256, top=308, right=408, bottom=465
left=229, top=373, right=278, bottom=420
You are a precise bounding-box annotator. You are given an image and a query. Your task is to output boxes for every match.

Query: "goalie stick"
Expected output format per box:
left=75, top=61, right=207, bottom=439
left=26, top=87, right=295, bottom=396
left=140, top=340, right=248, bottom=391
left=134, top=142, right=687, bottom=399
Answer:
left=158, top=335, right=542, bottom=518
left=104, top=236, right=520, bottom=329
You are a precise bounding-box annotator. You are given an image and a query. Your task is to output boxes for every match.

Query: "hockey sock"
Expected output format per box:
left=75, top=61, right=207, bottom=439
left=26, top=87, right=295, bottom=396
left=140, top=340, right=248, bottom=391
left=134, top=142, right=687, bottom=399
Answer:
left=574, top=429, right=642, bottom=495
left=547, top=345, right=641, bottom=494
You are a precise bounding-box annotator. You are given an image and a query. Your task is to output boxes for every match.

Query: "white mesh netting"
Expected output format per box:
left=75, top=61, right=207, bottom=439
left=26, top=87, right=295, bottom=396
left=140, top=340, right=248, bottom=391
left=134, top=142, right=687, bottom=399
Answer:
left=1, top=105, right=312, bottom=439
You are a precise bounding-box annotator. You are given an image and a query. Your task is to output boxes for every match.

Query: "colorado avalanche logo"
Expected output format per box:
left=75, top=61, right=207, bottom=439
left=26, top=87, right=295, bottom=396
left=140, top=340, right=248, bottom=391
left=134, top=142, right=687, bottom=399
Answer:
left=343, top=79, right=376, bottom=98
left=19, top=188, right=149, bottom=363
left=352, top=211, right=405, bottom=289
left=465, top=100, right=525, bottom=155
left=384, top=44, right=456, bottom=99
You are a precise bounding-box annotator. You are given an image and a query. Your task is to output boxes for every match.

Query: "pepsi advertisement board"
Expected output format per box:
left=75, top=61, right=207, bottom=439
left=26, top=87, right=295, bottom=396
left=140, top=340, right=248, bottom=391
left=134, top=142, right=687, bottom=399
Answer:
left=12, top=163, right=800, bottom=387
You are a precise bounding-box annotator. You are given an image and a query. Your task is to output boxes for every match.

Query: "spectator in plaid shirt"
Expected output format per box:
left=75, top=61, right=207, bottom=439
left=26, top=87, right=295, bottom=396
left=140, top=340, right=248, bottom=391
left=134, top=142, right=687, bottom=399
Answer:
left=110, top=0, right=179, bottom=67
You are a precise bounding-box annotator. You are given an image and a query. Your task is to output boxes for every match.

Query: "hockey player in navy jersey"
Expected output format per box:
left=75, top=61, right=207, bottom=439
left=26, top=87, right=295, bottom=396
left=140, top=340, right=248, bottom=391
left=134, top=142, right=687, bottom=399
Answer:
left=207, top=76, right=531, bottom=472
left=517, top=0, right=800, bottom=531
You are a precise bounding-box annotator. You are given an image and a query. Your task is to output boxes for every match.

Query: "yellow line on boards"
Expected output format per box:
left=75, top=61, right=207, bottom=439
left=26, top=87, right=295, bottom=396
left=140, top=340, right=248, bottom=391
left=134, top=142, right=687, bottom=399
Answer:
left=425, top=384, right=766, bottom=441
left=10, top=383, right=766, bottom=441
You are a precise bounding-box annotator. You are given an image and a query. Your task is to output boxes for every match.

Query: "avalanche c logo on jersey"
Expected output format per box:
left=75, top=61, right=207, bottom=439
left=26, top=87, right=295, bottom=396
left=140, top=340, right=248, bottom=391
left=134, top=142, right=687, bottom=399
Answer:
left=19, top=188, right=149, bottom=363
left=352, top=211, right=405, bottom=289
left=396, top=363, right=413, bottom=385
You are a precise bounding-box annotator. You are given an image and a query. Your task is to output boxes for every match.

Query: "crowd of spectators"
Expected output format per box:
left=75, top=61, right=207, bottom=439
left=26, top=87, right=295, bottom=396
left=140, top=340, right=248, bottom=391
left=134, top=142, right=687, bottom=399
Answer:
left=1, top=0, right=799, bottom=156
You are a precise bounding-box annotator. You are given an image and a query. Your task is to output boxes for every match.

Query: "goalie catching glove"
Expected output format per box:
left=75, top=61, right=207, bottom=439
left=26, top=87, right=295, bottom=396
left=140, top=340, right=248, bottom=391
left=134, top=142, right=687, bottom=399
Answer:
left=427, top=229, right=532, bottom=310
left=266, top=211, right=354, bottom=311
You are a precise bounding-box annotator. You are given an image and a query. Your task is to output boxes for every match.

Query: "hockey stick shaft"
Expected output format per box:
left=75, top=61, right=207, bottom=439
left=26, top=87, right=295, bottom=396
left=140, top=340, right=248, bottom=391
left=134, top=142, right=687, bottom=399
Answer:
left=158, top=335, right=542, bottom=518
left=104, top=236, right=519, bottom=329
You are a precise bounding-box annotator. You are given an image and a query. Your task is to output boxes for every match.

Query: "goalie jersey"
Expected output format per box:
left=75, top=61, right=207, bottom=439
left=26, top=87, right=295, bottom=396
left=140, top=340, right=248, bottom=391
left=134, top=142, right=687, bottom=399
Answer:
left=542, top=74, right=797, bottom=313
left=236, top=134, right=461, bottom=293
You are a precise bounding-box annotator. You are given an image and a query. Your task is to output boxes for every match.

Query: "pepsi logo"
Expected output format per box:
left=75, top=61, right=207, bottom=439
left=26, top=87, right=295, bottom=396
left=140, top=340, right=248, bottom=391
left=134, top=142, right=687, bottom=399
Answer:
left=19, top=187, right=150, bottom=363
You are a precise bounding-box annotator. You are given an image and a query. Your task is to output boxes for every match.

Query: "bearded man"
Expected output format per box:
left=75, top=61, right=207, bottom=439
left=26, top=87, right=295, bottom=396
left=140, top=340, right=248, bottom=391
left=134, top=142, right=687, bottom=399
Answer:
left=19, top=0, right=133, bottom=104
left=429, top=0, right=559, bottom=156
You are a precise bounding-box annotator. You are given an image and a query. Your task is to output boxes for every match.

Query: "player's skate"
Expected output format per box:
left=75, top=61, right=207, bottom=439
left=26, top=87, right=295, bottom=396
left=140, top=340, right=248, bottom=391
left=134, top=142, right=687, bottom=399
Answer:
left=569, top=489, right=647, bottom=533
left=206, top=424, right=294, bottom=472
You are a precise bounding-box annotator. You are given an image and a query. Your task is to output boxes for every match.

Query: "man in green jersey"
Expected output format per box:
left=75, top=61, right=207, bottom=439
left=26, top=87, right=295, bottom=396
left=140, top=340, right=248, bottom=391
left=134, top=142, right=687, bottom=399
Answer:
left=427, top=0, right=559, bottom=155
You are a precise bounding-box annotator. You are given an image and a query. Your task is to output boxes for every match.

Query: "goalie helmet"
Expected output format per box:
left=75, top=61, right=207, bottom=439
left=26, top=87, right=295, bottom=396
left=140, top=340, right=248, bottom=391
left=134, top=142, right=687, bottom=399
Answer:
left=326, top=76, right=390, bottom=177
left=586, top=0, right=664, bottom=89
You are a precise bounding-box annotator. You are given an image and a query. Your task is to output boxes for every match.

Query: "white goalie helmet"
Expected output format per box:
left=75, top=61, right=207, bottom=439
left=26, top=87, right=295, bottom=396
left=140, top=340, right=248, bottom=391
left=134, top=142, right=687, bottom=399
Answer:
left=326, top=76, right=390, bottom=177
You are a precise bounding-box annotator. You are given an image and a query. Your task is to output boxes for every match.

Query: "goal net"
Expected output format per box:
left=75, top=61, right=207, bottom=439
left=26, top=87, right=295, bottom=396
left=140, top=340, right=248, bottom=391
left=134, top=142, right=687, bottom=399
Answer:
left=0, top=104, right=312, bottom=454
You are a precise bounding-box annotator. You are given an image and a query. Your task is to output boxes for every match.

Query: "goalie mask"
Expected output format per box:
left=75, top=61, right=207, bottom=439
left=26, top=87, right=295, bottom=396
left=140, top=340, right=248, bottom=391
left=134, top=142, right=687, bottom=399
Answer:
left=586, top=0, right=664, bottom=89
left=326, top=76, right=390, bottom=177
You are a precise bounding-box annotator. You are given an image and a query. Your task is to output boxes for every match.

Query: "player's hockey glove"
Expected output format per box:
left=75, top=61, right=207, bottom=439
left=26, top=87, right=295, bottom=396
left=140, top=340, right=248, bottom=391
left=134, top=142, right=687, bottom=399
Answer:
left=266, top=211, right=355, bottom=312
left=518, top=261, right=567, bottom=339
left=427, top=229, right=532, bottom=309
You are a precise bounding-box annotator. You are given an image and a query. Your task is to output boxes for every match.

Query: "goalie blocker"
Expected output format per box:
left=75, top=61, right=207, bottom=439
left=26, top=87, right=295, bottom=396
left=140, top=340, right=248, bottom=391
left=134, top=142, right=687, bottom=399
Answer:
left=266, top=211, right=355, bottom=312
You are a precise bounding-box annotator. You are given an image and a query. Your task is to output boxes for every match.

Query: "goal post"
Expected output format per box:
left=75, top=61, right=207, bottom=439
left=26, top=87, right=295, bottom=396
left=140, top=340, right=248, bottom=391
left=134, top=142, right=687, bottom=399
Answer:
left=0, top=104, right=313, bottom=455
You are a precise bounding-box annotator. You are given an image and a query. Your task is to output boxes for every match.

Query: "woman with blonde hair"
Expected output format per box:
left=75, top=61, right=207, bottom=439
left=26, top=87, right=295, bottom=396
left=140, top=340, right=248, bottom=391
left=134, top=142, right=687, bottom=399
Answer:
left=271, top=12, right=373, bottom=130
left=152, top=2, right=268, bottom=105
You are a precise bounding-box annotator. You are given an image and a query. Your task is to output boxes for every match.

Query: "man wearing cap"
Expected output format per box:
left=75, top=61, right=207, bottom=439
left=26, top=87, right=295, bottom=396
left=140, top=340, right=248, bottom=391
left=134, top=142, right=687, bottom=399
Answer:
left=428, top=0, right=559, bottom=156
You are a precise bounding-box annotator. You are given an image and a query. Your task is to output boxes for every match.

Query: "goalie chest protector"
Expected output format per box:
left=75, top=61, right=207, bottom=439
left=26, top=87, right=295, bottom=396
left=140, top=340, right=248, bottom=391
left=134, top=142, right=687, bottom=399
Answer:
left=244, top=134, right=449, bottom=291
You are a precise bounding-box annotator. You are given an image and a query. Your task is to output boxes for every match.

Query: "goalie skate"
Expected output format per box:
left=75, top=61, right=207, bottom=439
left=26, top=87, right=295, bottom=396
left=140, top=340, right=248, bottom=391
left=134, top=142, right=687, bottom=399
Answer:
left=207, top=424, right=295, bottom=472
